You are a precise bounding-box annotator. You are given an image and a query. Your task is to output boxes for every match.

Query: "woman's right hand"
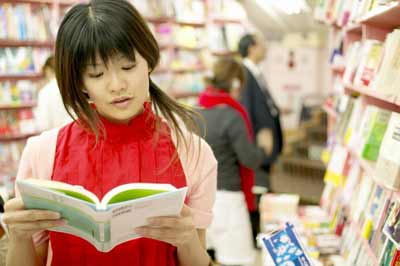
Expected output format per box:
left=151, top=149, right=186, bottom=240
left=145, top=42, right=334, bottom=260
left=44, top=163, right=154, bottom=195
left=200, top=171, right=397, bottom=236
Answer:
left=3, top=198, right=66, bottom=241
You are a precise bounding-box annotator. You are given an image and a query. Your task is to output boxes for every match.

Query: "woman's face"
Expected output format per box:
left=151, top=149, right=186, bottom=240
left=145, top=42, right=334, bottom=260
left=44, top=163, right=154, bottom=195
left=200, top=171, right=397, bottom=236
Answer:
left=82, top=51, right=150, bottom=124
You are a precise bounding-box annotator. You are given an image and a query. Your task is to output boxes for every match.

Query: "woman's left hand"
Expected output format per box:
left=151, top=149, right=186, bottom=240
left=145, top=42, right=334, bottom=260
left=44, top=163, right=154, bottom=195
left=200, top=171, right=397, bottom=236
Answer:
left=134, top=205, right=198, bottom=248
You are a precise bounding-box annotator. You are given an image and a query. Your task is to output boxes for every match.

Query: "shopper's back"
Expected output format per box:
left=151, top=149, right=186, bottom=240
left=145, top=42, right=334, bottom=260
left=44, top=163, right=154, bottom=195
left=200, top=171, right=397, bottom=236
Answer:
left=198, top=106, right=263, bottom=191
left=197, top=57, right=270, bottom=266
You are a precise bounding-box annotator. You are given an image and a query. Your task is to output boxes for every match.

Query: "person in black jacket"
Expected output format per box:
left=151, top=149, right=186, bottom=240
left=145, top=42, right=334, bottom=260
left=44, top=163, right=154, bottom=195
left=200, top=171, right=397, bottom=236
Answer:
left=238, top=33, right=284, bottom=244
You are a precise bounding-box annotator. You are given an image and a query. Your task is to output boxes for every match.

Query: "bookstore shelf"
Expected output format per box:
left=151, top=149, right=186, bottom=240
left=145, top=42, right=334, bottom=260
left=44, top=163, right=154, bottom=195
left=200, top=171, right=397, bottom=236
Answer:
left=318, top=1, right=400, bottom=264
left=172, top=66, right=206, bottom=74
left=211, top=18, right=242, bottom=24
left=384, top=230, right=400, bottom=250
left=345, top=143, right=400, bottom=194
left=359, top=1, right=400, bottom=29
left=0, top=102, right=37, bottom=110
left=174, top=21, right=206, bottom=28
left=344, top=84, right=400, bottom=113
left=350, top=221, right=379, bottom=266
left=318, top=1, right=400, bottom=29
left=1, top=0, right=76, bottom=6
left=344, top=23, right=362, bottom=34
left=0, top=39, right=54, bottom=47
left=145, top=17, right=173, bottom=24
left=210, top=50, right=238, bottom=56
left=328, top=20, right=341, bottom=29
left=174, top=45, right=204, bottom=51
left=153, top=68, right=169, bottom=74
left=345, top=145, right=375, bottom=174
left=0, top=73, right=43, bottom=82
left=0, top=132, right=39, bottom=142
left=170, top=91, right=200, bottom=99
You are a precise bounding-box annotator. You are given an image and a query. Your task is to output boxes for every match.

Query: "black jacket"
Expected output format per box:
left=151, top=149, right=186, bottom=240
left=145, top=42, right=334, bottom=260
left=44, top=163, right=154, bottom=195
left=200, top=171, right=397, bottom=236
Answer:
left=240, top=66, right=283, bottom=169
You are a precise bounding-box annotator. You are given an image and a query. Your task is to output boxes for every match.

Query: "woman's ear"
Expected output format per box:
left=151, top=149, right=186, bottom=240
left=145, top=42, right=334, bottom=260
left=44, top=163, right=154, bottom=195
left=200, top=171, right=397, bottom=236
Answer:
left=82, top=88, right=93, bottom=103
left=82, top=88, right=90, bottom=96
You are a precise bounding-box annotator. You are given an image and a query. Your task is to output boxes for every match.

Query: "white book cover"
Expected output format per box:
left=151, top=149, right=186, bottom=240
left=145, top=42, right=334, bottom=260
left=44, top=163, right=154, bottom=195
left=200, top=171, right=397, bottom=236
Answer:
left=17, top=179, right=187, bottom=252
left=375, top=112, right=400, bottom=189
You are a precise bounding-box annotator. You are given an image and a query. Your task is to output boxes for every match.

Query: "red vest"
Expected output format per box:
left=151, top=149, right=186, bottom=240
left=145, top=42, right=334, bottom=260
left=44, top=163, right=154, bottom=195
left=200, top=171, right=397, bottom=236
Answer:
left=49, top=105, right=187, bottom=266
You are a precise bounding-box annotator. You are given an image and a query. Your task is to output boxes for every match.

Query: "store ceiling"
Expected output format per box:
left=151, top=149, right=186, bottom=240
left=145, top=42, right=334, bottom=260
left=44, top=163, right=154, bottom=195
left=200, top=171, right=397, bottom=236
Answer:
left=240, top=0, right=325, bottom=39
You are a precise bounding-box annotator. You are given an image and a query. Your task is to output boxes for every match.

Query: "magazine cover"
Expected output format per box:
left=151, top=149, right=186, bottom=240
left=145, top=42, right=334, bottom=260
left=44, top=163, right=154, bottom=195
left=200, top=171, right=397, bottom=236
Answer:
left=383, top=199, right=400, bottom=248
left=261, top=223, right=314, bottom=266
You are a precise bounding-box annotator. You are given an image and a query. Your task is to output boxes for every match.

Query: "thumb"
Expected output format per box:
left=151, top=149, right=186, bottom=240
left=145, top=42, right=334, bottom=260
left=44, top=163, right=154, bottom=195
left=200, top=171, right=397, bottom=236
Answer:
left=180, top=205, right=192, bottom=217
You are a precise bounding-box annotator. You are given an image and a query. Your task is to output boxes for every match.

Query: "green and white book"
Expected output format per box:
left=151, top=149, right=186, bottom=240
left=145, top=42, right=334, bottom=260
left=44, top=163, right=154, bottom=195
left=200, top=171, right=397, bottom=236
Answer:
left=17, top=179, right=187, bottom=252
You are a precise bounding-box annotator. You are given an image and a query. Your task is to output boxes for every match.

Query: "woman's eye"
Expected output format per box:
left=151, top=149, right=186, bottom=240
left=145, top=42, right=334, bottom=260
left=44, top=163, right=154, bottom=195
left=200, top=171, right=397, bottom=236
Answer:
left=89, top=73, right=104, bottom=78
left=122, top=65, right=136, bottom=71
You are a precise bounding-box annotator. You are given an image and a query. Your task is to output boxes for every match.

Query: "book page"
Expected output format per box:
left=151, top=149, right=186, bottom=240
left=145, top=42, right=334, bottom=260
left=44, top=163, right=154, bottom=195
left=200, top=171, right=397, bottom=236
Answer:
left=100, top=183, right=176, bottom=208
left=107, top=187, right=187, bottom=251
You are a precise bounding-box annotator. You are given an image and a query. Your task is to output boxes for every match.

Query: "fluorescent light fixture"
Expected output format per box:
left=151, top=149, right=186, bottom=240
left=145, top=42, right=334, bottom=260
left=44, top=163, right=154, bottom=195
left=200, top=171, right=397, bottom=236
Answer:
left=255, top=0, right=309, bottom=15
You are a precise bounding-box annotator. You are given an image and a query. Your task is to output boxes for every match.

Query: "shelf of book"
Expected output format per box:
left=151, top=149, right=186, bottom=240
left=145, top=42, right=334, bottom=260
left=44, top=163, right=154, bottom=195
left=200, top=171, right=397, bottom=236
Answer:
left=172, top=66, right=206, bottom=74
left=170, top=91, right=200, bottom=99
left=328, top=20, right=341, bottom=29
left=350, top=221, right=379, bottom=266
left=174, top=45, right=204, bottom=51
left=0, top=102, right=37, bottom=110
left=344, top=23, right=362, bottom=34
left=211, top=18, right=242, bottom=24
left=145, top=17, right=173, bottom=24
left=0, top=39, right=54, bottom=47
left=344, top=84, right=400, bottom=113
left=210, top=50, right=238, bottom=56
left=317, top=1, right=400, bottom=264
left=0, top=73, right=43, bottom=82
left=0, top=132, right=39, bottom=142
left=153, top=68, right=169, bottom=74
left=174, top=21, right=206, bottom=28
left=359, top=1, right=400, bottom=29
left=2, top=0, right=76, bottom=7
left=344, top=143, right=400, bottom=194
left=384, top=230, right=400, bottom=250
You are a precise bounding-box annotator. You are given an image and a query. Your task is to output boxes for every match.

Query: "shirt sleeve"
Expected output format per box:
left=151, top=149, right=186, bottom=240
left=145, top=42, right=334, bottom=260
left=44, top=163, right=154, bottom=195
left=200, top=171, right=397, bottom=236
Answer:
left=15, top=137, right=50, bottom=247
left=36, top=88, right=51, bottom=132
left=179, top=133, right=217, bottom=229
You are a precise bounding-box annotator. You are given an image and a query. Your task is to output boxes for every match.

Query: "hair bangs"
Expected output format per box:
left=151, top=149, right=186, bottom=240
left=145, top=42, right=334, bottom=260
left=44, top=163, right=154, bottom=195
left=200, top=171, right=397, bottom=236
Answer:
left=76, top=12, right=139, bottom=75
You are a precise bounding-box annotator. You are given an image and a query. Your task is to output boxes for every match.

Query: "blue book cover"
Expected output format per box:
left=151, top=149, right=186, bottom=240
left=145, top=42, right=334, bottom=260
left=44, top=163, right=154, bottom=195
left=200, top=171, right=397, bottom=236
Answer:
left=261, top=223, right=314, bottom=266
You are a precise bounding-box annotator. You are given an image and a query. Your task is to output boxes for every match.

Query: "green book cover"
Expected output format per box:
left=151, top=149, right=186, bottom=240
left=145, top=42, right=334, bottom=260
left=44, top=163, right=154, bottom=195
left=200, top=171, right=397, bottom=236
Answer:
left=380, top=239, right=395, bottom=266
left=361, top=110, right=391, bottom=161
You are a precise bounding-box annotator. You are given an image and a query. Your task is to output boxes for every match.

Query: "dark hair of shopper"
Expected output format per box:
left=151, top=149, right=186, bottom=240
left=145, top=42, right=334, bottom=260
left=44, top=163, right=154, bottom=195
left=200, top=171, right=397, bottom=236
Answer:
left=54, top=0, right=200, bottom=146
left=206, top=57, right=245, bottom=93
left=238, top=34, right=256, bottom=58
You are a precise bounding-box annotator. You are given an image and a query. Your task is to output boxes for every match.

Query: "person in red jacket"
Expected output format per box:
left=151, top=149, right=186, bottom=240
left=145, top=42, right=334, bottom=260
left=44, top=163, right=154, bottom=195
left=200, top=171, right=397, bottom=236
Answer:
left=3, top=1, right=217, bottom=266
left=198, top=58, right=270, bottom=266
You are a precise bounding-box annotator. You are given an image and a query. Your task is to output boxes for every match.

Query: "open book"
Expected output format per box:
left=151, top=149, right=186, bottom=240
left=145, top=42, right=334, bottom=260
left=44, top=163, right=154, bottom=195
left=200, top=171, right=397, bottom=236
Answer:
left=17, top=179, right=187, bottom=252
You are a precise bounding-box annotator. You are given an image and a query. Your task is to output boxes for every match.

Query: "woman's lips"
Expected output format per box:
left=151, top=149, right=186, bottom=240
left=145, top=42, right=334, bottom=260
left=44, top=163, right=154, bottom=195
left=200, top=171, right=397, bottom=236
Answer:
left=111, top=97, right=132, bottom=109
